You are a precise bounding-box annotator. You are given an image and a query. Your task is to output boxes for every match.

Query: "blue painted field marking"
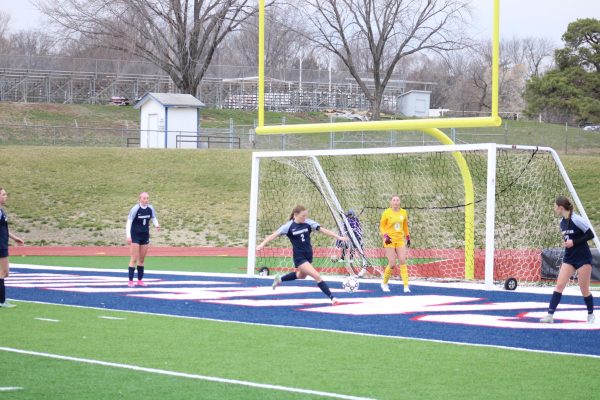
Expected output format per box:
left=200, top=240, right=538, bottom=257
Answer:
left=8, top=265, right=600, bottom=357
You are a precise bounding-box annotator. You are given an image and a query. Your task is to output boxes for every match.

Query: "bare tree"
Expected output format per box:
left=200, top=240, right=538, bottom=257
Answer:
left=34, top=0, right=256, bottom=95
left=522, top=37, right=554, bottom=77
left=222, top=3, right=309, bottom=73
left=293, top=0, right=470, bottom=119
left=9, top=30, right=56, bottom=56
left=0, top=11, right=11, bottom=54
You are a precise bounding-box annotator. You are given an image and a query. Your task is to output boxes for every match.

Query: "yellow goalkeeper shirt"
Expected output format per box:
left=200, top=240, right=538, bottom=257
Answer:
left=379, top=208, right=409, bottom=242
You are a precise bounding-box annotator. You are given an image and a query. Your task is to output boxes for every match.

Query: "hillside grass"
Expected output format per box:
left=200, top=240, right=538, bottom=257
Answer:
left=0, top=146, right=599, bottom=247
left=1, top=101, right=599, bottom=153
left=0, top=102, right=329, bottom=129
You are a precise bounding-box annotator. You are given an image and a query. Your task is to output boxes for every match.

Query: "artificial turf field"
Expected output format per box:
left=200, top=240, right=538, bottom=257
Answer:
left=2, top=257, right=600, bottom=399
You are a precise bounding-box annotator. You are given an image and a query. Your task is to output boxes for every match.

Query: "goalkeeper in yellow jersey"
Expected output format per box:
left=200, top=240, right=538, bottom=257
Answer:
left=379, top=194, right=411, bottom=293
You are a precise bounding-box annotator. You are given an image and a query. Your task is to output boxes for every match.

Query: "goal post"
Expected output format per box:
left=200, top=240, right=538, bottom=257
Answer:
left=247, top=143, right=599, bottom=288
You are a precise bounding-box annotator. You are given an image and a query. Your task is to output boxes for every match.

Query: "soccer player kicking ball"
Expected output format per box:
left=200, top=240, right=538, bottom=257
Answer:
left=379, top=195, right=411, bottom=293
left=540, top=196, right=595, bottom=324
left=256, top=205, right=348, bottom=305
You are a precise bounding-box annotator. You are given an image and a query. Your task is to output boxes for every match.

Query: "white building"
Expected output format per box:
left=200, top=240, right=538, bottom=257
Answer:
left=134, top=92, right=205, bottom=149
left=396, top=90, right=431, bottom=117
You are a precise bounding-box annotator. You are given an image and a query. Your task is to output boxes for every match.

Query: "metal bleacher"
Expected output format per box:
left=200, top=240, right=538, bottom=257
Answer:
left=0, top=67, right=174, bottom=104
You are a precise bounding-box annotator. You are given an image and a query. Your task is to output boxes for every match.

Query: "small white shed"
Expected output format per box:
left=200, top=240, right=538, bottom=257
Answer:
left=134, top=92, right=205, bottom=149
left=396, top=90, right=431, bottom=117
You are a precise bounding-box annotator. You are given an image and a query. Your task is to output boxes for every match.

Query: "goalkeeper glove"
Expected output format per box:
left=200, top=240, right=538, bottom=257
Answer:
left=406, top=235, right=411, bottom=248
left=383, top=234, right=392, bottom=245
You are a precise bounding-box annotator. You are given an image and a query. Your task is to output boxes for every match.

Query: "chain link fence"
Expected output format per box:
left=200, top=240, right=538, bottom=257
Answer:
left=2, top=119, right=599, bottom=154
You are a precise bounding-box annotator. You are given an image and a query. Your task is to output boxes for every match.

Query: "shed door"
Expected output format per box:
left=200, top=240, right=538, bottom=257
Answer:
left=147, top=113, right=160, bottom=148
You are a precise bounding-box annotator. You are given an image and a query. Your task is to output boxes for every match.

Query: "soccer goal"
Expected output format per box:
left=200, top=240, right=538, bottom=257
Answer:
left=247, top=143, right=599, bottom=288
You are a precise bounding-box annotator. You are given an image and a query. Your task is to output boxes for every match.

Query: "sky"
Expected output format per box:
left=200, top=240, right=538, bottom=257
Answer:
left=0, top=0, right=598, bottom=46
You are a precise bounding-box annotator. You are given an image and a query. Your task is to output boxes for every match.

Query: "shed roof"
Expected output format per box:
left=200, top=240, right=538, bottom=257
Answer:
left=396, top=90, right=431, bottom=98
left=134, top=92, right=205, bottom=109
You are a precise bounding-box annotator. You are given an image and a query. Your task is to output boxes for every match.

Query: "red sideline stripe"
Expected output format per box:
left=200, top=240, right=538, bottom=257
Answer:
left=9, top=246, right=248, bottom=257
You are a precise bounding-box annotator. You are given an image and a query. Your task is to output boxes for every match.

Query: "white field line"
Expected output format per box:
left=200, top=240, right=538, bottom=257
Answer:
left=0, top=387, right=23, bottom=391
left=0, top=347, right=375, bottom=400
left=98, top=316, right=126, bottom=320
left=34, top=318, right=60, bottom=322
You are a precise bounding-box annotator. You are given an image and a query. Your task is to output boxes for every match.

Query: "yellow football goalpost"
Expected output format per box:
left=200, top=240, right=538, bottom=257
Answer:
left=255, top=0, right=502, bottom=279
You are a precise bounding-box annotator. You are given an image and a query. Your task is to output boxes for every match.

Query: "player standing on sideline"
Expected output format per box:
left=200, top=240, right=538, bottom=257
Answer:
left=540, top=196, right=595, bottom=324
left=256, top=205, right=347, bottom=305
left=379, top=195, right=411, bottom=293
left=0, top=188, right=25, bottom=308
left=126, top=192, right=160, bottom=287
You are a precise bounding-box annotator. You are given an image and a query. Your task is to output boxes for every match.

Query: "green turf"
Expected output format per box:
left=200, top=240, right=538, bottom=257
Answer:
left=1, top=301, right=599, bottom=400
left=0, top=351, right=318, bottom=400
left=10, top=256, right=247, bottom=273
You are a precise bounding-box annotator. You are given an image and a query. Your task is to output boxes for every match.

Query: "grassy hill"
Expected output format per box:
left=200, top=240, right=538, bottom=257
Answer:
left=0, top=146, right=599, bottom=246
left=1, top=101, right=599, bottom=153
left=0, top=102, right=329, bottom=129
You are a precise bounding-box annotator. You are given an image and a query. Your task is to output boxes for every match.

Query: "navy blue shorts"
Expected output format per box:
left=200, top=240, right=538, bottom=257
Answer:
left=0, top=248, right=8, bottom=258
left=130, top=231, right=150, bottom=245
left=293, top=251, right=313, bottom=268
left=563, top=255, right=592, bottom=269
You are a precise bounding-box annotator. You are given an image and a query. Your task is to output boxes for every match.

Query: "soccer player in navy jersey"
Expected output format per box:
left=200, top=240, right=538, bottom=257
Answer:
left=540, top=196, right=595, bottom=324
left=126, top=192, right=160, bottom=287
left=256, top=205, right=348, bottom=305
left=0, top=188, right=25, bottom=308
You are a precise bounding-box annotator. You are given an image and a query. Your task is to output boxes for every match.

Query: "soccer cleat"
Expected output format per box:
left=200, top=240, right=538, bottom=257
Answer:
left=539, top=314, right=554, bottom=323
left=0, top=301, right=16, bottom=308
left=272, top=274, right=282, bottom=290
left=404, top=286, right=411, bottom=293
left=587, top=314, right=595, bottom=324
left=380, top=283, right=390, bottom=292
left=127, top=281, right=135, bottom=288
left=357, top=268, right=367, bottom=278
left=137, top=280, right=147, bottom=287
left=331, top=297, right=340, bottom=306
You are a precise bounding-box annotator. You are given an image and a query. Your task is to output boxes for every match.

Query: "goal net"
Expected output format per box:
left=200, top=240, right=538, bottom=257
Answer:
left=247, top=143, right=599, bottom=287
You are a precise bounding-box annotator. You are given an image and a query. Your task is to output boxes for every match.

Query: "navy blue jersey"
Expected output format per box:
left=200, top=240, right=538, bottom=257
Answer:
left=278, top=219, right=320, bottom=255
left=0, top=209, right=8, bottom=250
left=127, top=204, right=158, bottom=236
left=560, top=213, right=592, bottom=265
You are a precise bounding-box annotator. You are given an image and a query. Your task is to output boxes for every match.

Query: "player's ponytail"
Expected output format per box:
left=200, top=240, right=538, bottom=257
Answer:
left=290, top=205, right=306, bottom=220
left=555, top=196, right=573, bottom=217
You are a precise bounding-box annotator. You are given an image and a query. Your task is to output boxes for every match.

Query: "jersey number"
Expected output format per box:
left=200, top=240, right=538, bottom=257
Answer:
left=143, top=218, right=147, bottom=226
left=300, top=233, right=305, bottom=242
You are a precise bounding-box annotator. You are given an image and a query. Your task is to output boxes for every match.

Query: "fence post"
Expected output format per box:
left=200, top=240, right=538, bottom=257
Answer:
left=504, top=121, right=508, bottom=144
left=329, top=115, right=335, bottom=149
left=564, top=122, right=568, bottom=154
left=229, top=118, right=234, bottom=149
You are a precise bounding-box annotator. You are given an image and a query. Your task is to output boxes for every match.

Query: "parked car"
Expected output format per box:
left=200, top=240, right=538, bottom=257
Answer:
left=582, top=125, right=600, bottom=132
left=109, top=96, right=131, bottom=106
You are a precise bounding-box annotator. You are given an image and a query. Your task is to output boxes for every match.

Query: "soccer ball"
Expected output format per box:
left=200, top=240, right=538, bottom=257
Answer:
left=342, top=276, right=359, bottom=293
left=330, top=255, right=339, bottom=262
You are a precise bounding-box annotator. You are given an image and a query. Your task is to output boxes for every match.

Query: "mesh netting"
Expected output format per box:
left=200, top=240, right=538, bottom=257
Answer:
left=253, top=146, right=575, bottom=285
